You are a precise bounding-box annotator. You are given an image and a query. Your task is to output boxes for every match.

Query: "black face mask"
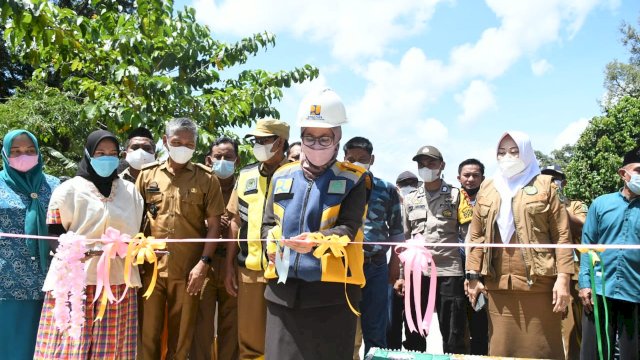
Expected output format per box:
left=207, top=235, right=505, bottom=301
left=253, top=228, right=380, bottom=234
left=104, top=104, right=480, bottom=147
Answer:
left=464, top=187, right=480, bottom=196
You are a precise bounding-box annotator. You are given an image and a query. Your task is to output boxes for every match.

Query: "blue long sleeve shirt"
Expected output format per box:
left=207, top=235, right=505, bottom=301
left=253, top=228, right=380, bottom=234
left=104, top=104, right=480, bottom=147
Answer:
left=578, top=191, right=640, bottom=303
left=363, top=176, right=405, bottom=256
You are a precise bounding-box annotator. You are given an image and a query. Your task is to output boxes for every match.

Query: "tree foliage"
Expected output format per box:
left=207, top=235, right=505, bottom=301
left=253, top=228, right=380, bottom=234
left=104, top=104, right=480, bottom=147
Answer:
left=535, top=144, right=575, bottom=170
left=603, top=18, right=640, bottom=106
left=1, top=0, right=319, bottom=154
left=0, top=81, right=90, bottom=177
left=565, top=96, right=640, bottom=203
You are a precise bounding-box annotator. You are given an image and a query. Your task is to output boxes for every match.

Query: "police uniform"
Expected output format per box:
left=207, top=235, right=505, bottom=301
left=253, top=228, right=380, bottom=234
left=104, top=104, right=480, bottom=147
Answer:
left=136, top=160, right=225, bottom=360
left=402, top=182, right=468, bottom=354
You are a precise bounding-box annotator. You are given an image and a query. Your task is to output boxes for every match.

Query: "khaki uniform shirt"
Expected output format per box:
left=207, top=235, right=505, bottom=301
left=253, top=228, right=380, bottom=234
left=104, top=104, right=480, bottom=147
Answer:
left=119, top=166, right=136, bottom=183
left=136, top=161, right=225, bottom=279
left=403, top=181, right=464, bottom=276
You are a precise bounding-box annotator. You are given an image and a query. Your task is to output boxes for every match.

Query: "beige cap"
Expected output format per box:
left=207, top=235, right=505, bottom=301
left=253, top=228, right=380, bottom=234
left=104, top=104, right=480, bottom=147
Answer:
left=245, top=118, right=290, bottom=140
left=412, top=145, right=443, bottom=161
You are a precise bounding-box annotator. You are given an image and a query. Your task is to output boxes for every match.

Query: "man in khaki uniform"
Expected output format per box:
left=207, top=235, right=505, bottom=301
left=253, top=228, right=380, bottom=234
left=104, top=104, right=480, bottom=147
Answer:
left=137, top=118, right=225, bottom=360
left=394, top=145, right=468, bottom=354
left=541, top=165, right=588, bottom=360
left=224, top=118, right=290, bottom=360
left=192, top=137, right=242, bottom=360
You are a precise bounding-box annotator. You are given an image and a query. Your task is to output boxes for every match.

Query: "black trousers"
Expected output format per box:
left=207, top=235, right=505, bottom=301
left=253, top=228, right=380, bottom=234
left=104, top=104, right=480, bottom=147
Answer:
left=467, top=300, right=488, bottom=355
left=386, top=285, right=404, bottom=350
left=581, top=295, right=639, bottom=360
left=403, top=275, right=468, bottom=354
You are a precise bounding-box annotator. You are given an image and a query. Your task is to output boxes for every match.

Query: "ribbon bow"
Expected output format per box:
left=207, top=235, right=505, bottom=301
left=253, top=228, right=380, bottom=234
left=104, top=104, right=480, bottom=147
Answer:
left=395, top=234, right=437, bottom=337
left=125, top=233, right=166, bottom=299
left=310, top=233, right=360, bottom=316
left=94, top=227, right=130, bottom=320
left=577, top=247, right=610, bottom=360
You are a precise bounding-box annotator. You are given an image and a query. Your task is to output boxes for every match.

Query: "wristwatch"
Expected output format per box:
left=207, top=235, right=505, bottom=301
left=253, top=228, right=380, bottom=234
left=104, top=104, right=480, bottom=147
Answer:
left=200, top=255, right=212, bottom=265
left=465, top=272, right=480, bottom=281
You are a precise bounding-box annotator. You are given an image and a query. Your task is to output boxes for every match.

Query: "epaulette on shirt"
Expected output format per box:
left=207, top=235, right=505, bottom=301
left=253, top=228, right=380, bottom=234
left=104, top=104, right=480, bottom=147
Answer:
left=195, top=163, right=213, bottom=173
left=140, top=160, right=163, bottom=170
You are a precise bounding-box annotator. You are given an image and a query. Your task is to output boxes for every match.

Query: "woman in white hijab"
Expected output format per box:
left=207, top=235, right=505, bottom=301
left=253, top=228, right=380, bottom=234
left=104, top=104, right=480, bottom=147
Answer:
left=465, top=131, right=573, bottom=358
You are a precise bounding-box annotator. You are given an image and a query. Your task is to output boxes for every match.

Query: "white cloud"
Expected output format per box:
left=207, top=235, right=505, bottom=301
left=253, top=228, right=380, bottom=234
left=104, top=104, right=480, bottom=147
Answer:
left=554, top=118, right=590, bottom=148
left=455, top=80, right=497, bottom=124
left=193, top=0, right=443, bottom=62
left=531, top=59, right=553, bottom=76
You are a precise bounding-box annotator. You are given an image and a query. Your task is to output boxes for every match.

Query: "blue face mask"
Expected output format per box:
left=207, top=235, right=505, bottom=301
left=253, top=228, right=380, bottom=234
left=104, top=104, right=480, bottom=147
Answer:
left=90, top=155, right=119, bottom=178
left=212, top=159, right=235, bottom=179
left=626, top=170, right=640, bottom=195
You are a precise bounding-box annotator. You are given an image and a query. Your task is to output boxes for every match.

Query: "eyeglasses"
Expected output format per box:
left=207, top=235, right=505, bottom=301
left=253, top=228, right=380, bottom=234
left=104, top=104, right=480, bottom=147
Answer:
left=250, top=136, right=278, bottom=146
left=302, top=135, right=334, bottom=148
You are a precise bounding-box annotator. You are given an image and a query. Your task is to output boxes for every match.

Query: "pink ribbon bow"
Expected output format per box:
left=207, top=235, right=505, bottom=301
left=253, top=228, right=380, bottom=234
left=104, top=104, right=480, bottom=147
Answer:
left=94, top=227, right=131, bottom=309
left=395, top=234, right=437, bottom=337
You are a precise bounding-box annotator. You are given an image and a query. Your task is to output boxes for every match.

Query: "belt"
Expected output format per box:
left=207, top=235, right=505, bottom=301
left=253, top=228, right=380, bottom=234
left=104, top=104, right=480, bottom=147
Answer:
left=363, top=251, right=387, bottom=265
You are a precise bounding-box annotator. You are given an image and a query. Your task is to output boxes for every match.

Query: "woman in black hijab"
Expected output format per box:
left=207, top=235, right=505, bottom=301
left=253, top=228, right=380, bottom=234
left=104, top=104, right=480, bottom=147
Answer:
left=35, top=129, right=145, bottom=359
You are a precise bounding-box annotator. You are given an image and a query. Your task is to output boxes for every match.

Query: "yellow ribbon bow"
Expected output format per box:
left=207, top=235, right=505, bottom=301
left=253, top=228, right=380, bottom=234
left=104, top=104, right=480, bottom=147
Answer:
left=576, top=246, right=606, bottom=265
left=124, top=233, right=167, bottom=299
left=310, top=233, right=360, bottom=316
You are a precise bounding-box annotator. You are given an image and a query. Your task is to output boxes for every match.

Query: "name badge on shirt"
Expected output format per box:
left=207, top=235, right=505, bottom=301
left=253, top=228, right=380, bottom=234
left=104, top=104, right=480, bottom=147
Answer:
left=328, top=180, right=347, bottom=194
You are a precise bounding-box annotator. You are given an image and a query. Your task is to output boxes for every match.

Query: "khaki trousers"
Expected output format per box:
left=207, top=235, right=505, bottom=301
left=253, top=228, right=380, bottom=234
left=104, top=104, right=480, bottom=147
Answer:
left=139, top=275, right=200, bottom=360
left=237, top=266, right=267, bottom=360
left=191, top=254, right=239, bottom=360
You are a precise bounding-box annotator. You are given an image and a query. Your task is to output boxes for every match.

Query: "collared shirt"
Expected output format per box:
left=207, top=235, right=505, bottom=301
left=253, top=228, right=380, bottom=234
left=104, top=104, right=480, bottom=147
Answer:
left=363, top=175, right=404, bottom=256
left=403, top=181, right=464, bottom=276
left=119, top=166, right=136, bottom=183
left=136, top=161, right=225, bottom=279
left=578, top=191, right=640, bottom=303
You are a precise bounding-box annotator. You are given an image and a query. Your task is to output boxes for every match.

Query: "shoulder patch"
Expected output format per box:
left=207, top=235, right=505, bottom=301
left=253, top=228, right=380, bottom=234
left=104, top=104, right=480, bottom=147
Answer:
left=523, top=185, right=538, bottom=195
left=337, top=161, right=365, bottom=175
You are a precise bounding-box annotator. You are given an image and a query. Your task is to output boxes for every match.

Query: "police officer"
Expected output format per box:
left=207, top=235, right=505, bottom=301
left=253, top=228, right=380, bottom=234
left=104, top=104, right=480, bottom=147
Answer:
left=224, top=118, right=290, bottom=360
left=136, top=118, right=226, bottom=360
left=394, top=145, right=468, bottom=354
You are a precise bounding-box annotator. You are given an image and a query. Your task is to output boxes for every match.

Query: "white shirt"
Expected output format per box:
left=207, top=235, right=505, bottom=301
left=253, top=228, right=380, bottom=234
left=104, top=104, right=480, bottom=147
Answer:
left=43, top=176, right=144, bottom=290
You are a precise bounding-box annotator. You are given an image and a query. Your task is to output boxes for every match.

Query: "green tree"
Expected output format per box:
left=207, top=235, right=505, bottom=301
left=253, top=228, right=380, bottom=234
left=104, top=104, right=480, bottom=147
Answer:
left=0, top=81, right=91, bottom=177
left=603, top=18, right=640, bottom=106
left=1, top=0, right=318, bottom=154
left=565, top=96, right=640, bottom=203
left=535, top=150, right=553, bottom=168
left=549, top=144, right=575, bottom=171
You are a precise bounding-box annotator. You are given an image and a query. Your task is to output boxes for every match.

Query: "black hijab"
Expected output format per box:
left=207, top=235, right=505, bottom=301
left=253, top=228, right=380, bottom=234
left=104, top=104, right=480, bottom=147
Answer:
left=76, top=130, right=120, bottom=198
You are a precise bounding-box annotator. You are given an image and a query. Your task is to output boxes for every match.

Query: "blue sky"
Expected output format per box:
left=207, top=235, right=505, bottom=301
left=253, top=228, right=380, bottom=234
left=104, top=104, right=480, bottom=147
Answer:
left=177, top=0, right=638, bottom=185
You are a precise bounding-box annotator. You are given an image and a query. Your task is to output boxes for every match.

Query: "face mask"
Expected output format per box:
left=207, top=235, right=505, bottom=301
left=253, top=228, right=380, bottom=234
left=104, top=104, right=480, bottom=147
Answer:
left=419, top=167, right=440, bottom=183
left=90, top=156, right=119, bottom=177
left=253, top=142, right=276, bottom=162
left=464, top=187, right=480, bottom=196
left=498, top=155, right=526, bottom=178
left=212, top=159, right=235, bottom=179
left=353, top=161, right=370, bottom=170
left=125, top=148, right=155, bottom=170
left=8, top=154, right=39, bottom=172
left=167, top=144, right=194, bottom=164
left=302, top=143, right=336, bottom=167
left=399, top=186, right=416, bottom=197
left=625, top=171, right=640, bottom=195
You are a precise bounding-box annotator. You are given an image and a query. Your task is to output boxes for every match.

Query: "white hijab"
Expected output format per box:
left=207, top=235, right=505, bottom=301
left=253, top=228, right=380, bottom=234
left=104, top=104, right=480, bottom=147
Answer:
left=492, top=131, right=540, bottom=243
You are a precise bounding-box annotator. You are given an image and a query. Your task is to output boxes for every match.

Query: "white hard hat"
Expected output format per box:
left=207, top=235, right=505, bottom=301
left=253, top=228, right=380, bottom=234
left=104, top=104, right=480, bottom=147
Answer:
left=297, top=88, right=347, bottom=128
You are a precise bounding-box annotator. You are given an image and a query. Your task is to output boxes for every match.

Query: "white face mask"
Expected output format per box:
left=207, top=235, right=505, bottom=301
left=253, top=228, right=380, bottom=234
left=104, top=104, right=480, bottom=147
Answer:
left=419, top=167, right=440, bottom=183
left=498, top=155, right=526, bottom=178
left=399, top=186, right=416, bottom=197
left=353, top=161, right=370, bottom=170
left=125, top=148, right=155, bottom=170
left=167, top=144, right=194, bottom=164
left=253, top=142, right=276, bottom=162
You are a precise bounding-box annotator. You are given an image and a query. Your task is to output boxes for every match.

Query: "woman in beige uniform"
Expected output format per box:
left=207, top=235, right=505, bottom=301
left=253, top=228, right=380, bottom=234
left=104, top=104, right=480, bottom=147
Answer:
left=466, top=131, right=573, bottom=359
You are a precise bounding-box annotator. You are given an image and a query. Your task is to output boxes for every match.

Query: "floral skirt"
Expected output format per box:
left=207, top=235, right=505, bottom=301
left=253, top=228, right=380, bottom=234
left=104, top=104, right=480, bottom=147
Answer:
left=34, top=284, right=137, bottom=359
